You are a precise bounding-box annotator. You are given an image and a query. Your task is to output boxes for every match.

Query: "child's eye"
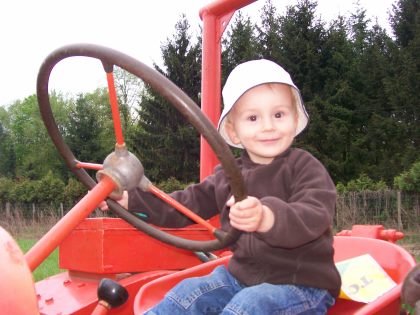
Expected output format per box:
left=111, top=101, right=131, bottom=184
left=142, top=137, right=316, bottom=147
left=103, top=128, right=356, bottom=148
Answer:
left=247, top=115, right=257, bottom=121
left=274, top=112, right=283, bottom=118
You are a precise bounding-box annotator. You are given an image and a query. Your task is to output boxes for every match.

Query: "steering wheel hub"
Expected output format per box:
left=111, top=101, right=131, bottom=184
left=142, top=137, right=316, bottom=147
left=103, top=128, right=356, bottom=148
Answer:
left=97, top=143, right=150, bottom=199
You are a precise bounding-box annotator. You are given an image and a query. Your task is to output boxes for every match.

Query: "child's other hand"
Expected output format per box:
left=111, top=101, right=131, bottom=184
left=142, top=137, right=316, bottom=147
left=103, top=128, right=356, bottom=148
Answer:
left=98, top=190, right=128, bottom=211
left=227, top=196, right=274, bottom=233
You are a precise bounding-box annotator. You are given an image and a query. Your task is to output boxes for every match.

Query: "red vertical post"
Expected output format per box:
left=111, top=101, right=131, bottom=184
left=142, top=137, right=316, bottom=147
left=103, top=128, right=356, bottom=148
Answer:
left=199, top=0, right=256, bottom=181
left=200, top=13, right=222, bottom=181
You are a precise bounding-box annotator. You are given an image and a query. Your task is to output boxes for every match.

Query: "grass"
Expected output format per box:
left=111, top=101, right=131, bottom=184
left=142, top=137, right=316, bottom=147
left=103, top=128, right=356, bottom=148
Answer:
left=17, top=238, right=64, bottom=282
left=1, top=210, right=64, bottom=281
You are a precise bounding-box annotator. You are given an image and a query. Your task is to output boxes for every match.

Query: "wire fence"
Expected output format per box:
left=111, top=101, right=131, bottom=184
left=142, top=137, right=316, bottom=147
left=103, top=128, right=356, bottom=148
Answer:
left=0, top=201, right=105, bottom=221
left=335, top=190, right=419, bottom=231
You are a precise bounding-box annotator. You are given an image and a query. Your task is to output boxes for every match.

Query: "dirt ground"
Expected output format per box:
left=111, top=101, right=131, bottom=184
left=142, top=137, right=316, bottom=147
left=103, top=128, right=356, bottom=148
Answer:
left=403, top=243, right=420, bottom=261
left=400, top=231, right=420, bottom=261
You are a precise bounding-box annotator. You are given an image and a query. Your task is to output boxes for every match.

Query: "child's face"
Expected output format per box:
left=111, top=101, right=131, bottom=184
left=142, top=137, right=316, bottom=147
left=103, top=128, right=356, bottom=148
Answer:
left=225, top=83, right=298, bottom=164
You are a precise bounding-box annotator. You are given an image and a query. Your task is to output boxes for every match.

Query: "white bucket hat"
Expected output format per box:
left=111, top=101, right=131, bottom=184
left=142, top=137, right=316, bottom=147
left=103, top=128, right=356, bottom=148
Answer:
left=217, top=59, right=309, bottom=148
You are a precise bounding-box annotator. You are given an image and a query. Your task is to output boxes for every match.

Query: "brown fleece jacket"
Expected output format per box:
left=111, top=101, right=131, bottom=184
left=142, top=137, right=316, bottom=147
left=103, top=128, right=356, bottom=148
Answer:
left=128, top=147, right=341, bottom=297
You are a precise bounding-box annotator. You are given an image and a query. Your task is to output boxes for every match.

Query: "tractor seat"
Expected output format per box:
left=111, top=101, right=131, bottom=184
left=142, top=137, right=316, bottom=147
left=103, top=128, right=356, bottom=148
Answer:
left=134, top=236, right=416, bottom=315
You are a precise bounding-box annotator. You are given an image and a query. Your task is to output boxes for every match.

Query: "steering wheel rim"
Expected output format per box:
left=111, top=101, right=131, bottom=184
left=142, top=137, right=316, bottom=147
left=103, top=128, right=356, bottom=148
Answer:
left=36, top=43, right=246, bottom=252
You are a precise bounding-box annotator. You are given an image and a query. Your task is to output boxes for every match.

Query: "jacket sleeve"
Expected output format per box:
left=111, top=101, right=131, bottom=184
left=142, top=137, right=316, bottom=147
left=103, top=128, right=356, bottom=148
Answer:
left=257, top=152, right=336, bottom=248
left=127, top=175, right=220, bottom=228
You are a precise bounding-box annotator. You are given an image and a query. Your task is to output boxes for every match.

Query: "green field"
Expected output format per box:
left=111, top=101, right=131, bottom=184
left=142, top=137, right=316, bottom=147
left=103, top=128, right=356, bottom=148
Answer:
left=17, top=239, right=63, bottom=282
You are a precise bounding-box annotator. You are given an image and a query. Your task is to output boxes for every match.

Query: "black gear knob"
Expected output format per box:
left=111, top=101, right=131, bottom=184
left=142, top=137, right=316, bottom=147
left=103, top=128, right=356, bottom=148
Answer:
left=97, top=278, right=129, bottom=308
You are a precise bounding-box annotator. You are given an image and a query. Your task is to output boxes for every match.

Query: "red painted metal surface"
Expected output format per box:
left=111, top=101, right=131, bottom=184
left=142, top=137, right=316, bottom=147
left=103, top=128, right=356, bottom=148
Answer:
left=59, top=218, right=222, bottom=274
left=25, top=175, right=116, bottom=271
left=36, top=270, right=175, bottom=315
left=106, top=72, right=125, bottom=146
left=337, top=225, right=405, bottom=243
left=76, top=161, right=104, bottom=170
left=134, top=236, right=416, bottom=315
left=330, top=237, right=415, bottom=314
left=199, top=0, right=256, bottom=180
left=34, top=216, right=223, bottom=314
left=0, top=227, right=38, bottom=315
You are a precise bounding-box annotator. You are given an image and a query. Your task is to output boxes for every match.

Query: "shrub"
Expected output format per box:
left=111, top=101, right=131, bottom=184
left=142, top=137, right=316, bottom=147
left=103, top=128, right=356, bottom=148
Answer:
left=35, top=171, right=65, bottom=204
left=9, top=178, right=38, bottom=203
left=157, top=177, right=191, bottom=193
left=0, top=177, right=14, bottom=201
left=63, top=178, right=87, bottom=204
left=394, top=161, right=420, bottom=192
left=337, top=173, right=388, bottom=193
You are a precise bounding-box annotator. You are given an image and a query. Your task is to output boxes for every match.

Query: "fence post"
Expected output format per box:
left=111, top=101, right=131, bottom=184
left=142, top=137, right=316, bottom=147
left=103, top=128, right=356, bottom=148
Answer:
left=6, top=202, right=11, bottom=218
left=397, top=190, right=403, bottom=230
left=336, top=196, right=339, bottom=229
left=32, top=203, right=36, bottom=222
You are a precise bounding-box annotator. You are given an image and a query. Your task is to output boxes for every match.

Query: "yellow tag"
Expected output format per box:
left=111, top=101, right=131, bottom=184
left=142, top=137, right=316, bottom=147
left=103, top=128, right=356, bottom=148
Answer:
left=335, top=254, right=396, bottom=303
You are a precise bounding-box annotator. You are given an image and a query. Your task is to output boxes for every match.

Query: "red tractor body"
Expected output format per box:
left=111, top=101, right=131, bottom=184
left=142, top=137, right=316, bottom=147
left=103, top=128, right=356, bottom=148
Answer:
left=0, top=1, right=417, bottom=314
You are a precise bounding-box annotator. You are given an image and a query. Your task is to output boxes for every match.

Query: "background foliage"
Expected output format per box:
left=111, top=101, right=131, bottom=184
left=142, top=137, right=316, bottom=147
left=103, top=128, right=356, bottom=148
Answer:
left=0, top=0, right=419, bottom=205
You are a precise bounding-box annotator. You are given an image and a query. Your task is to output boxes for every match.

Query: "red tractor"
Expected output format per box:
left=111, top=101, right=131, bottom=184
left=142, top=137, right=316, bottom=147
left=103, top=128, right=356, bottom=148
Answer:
left=0, top=1, right=418, bottom=314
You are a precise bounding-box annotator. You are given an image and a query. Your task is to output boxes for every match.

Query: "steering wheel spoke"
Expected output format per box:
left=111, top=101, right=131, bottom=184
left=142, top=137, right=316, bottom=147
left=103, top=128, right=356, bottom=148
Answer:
left=104, top=68, right=125, bottom=146
left=75, top=162, right=104, bottom=170
left=148, top=185, right=218, bottom=234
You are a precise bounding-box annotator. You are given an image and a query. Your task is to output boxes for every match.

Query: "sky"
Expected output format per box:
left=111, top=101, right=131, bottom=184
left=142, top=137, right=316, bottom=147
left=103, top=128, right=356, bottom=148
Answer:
left=0, top=0, right=397, bottom=107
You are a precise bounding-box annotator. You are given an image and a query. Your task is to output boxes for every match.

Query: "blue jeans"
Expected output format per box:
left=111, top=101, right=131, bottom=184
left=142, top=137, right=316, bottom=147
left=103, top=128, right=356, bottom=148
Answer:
left=145, top=265, right=335, bottom=314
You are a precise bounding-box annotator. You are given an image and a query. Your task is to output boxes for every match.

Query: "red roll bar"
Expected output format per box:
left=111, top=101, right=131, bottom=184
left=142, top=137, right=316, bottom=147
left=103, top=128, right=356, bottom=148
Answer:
left=199, top=0, right=257, bottom=180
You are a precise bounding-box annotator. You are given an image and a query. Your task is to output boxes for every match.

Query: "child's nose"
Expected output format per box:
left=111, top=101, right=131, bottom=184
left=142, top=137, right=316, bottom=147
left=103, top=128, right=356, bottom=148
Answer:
left=261, top=116, right=275, bottom=131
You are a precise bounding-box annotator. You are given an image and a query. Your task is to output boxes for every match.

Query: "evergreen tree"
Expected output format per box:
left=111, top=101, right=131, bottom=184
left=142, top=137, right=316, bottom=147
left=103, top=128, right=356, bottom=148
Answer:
left=256, top=0, right=282, bottom=62
left=222, top=11, right=260, bottom=82
left=354, top=24, right=406, bottom=183
left=385, top=0, right=420, bottom=171
left=276, top=0, right=326, bottom=99
left=303, top=16, right=355, bottom=181
left=132, top=16, right=202, bottom=182
left=390, top=0, right=419, bottom=47
left=65, top=91, right=112, bottom=166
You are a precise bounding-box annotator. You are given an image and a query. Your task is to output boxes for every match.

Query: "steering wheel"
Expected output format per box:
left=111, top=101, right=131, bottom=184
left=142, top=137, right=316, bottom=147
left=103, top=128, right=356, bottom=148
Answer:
left=36, top=43, right=246, bottom=252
